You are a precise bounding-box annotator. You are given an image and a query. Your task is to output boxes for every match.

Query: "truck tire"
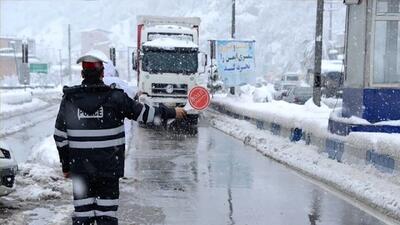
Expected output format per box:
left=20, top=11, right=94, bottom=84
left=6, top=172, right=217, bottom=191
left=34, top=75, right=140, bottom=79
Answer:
left=187, top=114, right=199, bottom=126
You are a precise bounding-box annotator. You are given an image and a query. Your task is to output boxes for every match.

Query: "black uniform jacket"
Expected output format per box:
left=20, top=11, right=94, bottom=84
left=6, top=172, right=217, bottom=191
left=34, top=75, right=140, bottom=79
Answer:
left=53, top=80, right=176, bottom=178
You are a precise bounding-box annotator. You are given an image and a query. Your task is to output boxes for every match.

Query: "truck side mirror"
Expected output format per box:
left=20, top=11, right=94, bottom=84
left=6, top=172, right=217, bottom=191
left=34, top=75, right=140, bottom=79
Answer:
left=203, top=53, right=208, bottom=67
left=199, top=52, right=207, bottom=74
left=132, top=52, right=137, bottom=70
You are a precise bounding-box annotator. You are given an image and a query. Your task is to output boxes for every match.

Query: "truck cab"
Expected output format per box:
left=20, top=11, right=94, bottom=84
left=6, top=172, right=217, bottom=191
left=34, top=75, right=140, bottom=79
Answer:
left=133, top=16, right=206, bottom=124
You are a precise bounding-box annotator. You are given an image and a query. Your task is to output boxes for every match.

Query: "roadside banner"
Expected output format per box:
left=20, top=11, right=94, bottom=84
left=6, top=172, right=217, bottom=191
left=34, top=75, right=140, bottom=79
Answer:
left=215, top=40, right=256, bottom=86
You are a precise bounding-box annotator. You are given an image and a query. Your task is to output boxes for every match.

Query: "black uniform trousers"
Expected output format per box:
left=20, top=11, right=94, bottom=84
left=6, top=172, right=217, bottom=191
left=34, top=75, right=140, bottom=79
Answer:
left=72, top=176, right=119, bottom=225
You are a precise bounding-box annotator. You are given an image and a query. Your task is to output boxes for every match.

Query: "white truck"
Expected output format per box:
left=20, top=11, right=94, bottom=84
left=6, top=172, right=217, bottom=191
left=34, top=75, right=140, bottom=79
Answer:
left=132, top=15, right=206, bottom=125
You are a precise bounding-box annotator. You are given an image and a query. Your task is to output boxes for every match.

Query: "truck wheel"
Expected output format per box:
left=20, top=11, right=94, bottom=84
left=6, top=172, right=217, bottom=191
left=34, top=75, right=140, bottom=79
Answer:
left=187, top=114, right=199, bottom=126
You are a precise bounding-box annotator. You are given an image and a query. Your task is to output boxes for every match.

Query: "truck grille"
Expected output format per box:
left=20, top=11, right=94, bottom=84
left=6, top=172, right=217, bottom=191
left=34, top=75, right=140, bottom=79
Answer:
left=151, top=83, right=188, bottom=95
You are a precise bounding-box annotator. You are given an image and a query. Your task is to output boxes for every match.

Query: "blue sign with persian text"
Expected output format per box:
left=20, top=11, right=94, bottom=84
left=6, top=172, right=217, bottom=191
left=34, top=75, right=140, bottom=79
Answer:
left=216, top=40, right=256, bottom=86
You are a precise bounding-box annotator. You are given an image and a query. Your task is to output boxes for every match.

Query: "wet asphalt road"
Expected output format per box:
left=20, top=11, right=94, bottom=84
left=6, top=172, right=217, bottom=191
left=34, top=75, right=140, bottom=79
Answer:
left=118, top=123, right=389, bottom=225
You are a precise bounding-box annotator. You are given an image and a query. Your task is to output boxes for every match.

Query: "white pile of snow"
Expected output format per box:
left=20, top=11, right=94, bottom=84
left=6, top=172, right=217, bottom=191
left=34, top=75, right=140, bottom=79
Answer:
left=21, top=206, right=73, bottom=225
left=31, top=87, right=63, bottom=104
left=237, top=84, right=256, bottom=102
left=14, top=184, right=61, bottom=201
left=347, top=132, right=400, bottom=161
left=0, top=98, right=48, bottom=120
left=376, top=120, right=400, bottom=126
left=0, top=91, right=32, bottom=105
left=238, top=84, right=256, bottom=95
left=236, top=83, right=276, bottom=103
left=329, top=108, right=370, bottom=125
left=0, top=87, right=61, bottom=121
left=8, top=137, right=70, bottom=202
left=253, top=84, right=276, bottom=103
left=28, top=136, right=60, bottom=167
left=0, top=75, right=20, bottom=86
left=321, top=97, right=342, bottom=109
left=213, top=95, right=332, bottom=135
left=10, top=163, right=71, bottom=201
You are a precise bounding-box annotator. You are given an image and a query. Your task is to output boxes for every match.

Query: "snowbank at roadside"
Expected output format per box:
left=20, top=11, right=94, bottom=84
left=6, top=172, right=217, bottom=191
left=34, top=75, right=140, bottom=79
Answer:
left=29, top=136, right=60, bottom=167
left=10, top=162, right=70, bottom=202
left=0, top=98, right=48, bottom=120
left=2, top=162, right=73, bottom=225
left=252, top=84, right=276, bottom=103
left=213, top=95, right=332, bottom=136
left=10, top=125, right=136, bottom=202
left=236, top=83, right=277, bottom=103
left=207, top=110, right=400, bottom=222
left=13, top=137, right=70, bottom=201
left=0, top=87, right=62, bottom=119
left=0, top=92, right=32, bottom=105
left=30, top=86, right=63, bottom=101
left=347, top=132, right=400, bottom=162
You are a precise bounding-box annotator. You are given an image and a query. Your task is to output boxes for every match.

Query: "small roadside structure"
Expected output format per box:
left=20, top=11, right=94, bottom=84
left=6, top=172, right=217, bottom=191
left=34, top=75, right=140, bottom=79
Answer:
left=330, top=0, right=400, bottom=135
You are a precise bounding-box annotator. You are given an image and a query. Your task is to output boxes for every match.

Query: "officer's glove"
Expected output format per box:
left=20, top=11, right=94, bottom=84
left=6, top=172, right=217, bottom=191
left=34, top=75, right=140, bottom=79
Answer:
left=175, top=107, right=187, bottom=119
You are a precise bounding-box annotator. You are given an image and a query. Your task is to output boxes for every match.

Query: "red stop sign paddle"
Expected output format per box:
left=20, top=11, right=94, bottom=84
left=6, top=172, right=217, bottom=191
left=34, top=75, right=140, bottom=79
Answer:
left=188, top=86, right=210, bottom=111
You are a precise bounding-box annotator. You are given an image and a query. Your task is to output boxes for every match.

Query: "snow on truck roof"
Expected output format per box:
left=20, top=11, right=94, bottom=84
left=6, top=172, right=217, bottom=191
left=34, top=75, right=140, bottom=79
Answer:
left=149, top=25, right=193, bottom=32
left=143, top=38, right=198, bottom=50
left=137, top=15, right=200, bottom=27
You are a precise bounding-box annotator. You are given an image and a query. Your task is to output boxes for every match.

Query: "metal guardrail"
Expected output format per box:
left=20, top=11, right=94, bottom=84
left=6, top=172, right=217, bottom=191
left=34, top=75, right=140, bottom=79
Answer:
left=210, top=101, right=399, bottom=174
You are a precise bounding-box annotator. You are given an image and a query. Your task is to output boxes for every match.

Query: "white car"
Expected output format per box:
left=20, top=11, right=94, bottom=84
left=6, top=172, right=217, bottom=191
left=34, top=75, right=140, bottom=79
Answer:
left=274, top=73, right=302, bottom=91
left=0, top=146, right=18, bottom=196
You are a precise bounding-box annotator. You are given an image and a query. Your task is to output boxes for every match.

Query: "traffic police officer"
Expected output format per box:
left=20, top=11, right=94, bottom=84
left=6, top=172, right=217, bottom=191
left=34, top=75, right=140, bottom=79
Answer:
left=53, top=50, right=186, bottom=225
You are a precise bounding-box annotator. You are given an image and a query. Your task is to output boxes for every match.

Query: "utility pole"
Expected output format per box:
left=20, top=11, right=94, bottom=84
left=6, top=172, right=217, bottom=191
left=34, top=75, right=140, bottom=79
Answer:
left=231, top=0, right=236, bottom=39
left=329, top=2, right=333, bottom=42
left=21, top=42, right=29, bottom=87
left=230, top=0, right=236, bottom=95
left=313, top=0, right=324, bottom=107
left=59, top=49, right=63, bottom=85
left=127, top=47, right=131, bottom=82
left=10, top=41, right=20, bottom=82
left=110, top=47, right=116, bottom=66
left=68, top=24, right=72, bottom=82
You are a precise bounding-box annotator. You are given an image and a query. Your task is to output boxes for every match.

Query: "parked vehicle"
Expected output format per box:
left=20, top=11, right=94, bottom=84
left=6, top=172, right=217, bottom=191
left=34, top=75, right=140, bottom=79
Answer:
left=0, top=145, right=18, bottom=196
left=282, top=86, right=313, bottom=104
left=323, top=71, right=344, bottom=98
left=321, top=60, right=344, bottom=98
left=132, top=15, right=207, bottom=125
left=274, top=72, right=302, bottom=91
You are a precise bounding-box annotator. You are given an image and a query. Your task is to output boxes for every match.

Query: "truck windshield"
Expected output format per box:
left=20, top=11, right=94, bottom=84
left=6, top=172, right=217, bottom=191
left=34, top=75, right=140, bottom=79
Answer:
left=286, top=76, right=299, bottom=81
left=148, top=33, right=193, bottom=42
left=142, top=49, right=198, bottom=74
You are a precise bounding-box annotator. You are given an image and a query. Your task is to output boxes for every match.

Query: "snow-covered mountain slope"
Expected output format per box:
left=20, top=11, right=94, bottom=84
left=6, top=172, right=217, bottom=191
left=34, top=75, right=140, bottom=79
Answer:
left=1, top=0, right=345, bottom=76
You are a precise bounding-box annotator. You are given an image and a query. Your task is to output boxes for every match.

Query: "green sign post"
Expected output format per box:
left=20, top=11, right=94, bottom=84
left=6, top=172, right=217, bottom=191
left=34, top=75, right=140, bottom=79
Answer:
left=29, top=63, right=48, bottom=74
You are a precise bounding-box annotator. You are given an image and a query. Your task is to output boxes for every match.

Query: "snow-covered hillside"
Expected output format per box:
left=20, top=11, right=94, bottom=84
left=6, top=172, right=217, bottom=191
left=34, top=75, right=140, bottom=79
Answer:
left=1, top=0, right=346, bottom=76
